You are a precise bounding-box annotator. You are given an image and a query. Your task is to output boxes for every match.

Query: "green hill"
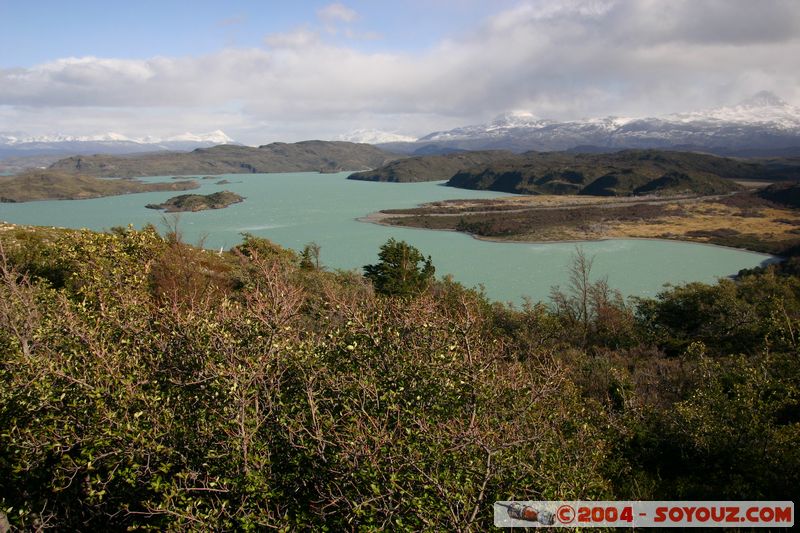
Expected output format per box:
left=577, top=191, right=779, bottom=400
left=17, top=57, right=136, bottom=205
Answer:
left=48, top=141, right=400, bottom=178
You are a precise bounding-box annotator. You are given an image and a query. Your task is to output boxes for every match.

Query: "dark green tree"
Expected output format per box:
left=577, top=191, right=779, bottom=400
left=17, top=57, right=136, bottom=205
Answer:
left=299, top=242, right=321, bottom=270
left=363, top=238, right=435, bottom=296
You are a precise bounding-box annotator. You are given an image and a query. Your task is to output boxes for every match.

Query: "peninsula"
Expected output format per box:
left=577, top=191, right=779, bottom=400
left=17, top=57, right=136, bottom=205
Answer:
left=368, top=184, right=800, bottom=256
left=0, top=170, right=198, bottom=202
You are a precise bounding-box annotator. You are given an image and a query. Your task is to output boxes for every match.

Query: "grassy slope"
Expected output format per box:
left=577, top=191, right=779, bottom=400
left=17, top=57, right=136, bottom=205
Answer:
left=0, top=170, right=199, bottom=202
left=48, top=141, right=401, bottom=178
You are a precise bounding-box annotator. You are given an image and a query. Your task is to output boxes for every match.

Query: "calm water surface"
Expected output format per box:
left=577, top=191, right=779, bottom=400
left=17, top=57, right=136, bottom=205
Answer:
left=0, top=172, right=775, bottom=304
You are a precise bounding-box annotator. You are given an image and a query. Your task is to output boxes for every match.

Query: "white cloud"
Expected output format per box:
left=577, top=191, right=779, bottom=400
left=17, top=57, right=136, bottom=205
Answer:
left=265, top=28, right=321, bottom=49
left=490, top=0, right=615, bottom=29
left=317, top=3, right=359, bottom=23
left=1, top=0, right=799, bottom=144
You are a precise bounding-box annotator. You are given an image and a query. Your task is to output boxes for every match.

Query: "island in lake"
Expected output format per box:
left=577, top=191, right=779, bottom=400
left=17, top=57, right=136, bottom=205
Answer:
left=145, top=191, right=245, bottom=212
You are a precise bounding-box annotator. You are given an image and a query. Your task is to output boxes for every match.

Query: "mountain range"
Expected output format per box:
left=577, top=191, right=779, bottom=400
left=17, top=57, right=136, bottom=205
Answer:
left=0, top=130, right=236, bottom=159
left=4, top=91, right=800, bottom=164
left=376, top=91, right=800, bottom=157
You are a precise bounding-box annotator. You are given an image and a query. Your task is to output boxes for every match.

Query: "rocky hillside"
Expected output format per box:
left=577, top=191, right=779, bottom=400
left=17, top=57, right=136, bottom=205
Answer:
left=49, top=141, right=400, bottom=178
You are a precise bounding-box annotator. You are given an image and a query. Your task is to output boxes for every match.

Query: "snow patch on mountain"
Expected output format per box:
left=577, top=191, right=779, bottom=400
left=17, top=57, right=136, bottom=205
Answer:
left=335, top=129, right=417, bottom=144
left=162, top=130, right=234, bottom=144
left=0, top=130, right=235, bottom=146
left=416, top=91, right=800, bottom=151
left=420, top=112, right=553, bottom=141
left=667, top=91, right=800, bottom=130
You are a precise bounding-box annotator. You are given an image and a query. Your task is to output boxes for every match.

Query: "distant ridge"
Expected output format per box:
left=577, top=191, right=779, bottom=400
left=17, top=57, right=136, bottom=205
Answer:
left=48, top=141, right=401, bottom=177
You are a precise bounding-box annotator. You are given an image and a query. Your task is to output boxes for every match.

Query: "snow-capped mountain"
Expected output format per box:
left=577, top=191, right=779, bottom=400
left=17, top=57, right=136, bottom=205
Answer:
left=0, top=130, right=236, bottom=158
left=158, top=130, right=234, bottom=144
left=667, top=91, right=800, bottom=129
left=410, top=92, right=800, bottom=156
left=418, top=111, right=554, bottom=142
left=335, top=129, right=417, bottom=144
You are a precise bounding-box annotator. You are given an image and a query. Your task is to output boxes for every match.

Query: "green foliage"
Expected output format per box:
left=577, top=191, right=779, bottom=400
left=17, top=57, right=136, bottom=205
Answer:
left=618, top=353, right=800, bottom=500
left=0, top=228, right=610, bottom=530
left=1, top=226, right=798, bottom=529
left=298, top=242, right=321, bottom=271
left=635, top=271, right=800, bottom=355
left=671, top=353, right=800, bottom=498
left=363, top=238, right=435, bottom=297
left=234, top=233, right=298, bottom=265
left=0, top=228, right=72, bottom=287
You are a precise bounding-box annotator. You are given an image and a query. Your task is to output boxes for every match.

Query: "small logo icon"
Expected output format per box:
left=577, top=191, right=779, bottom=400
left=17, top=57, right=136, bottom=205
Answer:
left=497, top=502, right=556, bottom=525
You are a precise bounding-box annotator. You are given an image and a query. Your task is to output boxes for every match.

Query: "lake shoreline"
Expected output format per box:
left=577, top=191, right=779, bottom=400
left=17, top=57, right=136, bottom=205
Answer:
left=7, top=215, right=776, bottom=264
left=1, top=171, right=776, bottom=304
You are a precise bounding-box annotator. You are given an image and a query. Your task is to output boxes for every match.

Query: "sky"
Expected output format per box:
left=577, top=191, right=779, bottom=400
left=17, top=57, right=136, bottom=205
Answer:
left=1, top=0, right=799, bottom=144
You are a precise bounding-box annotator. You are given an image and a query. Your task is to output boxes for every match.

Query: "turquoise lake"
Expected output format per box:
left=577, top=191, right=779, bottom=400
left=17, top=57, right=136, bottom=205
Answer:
left=0, top=172, right=776, bottom=304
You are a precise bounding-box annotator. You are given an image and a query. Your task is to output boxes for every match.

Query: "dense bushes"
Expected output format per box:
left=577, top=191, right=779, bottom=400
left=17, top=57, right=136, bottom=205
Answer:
left=1, top=227, right=798, bottom=529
